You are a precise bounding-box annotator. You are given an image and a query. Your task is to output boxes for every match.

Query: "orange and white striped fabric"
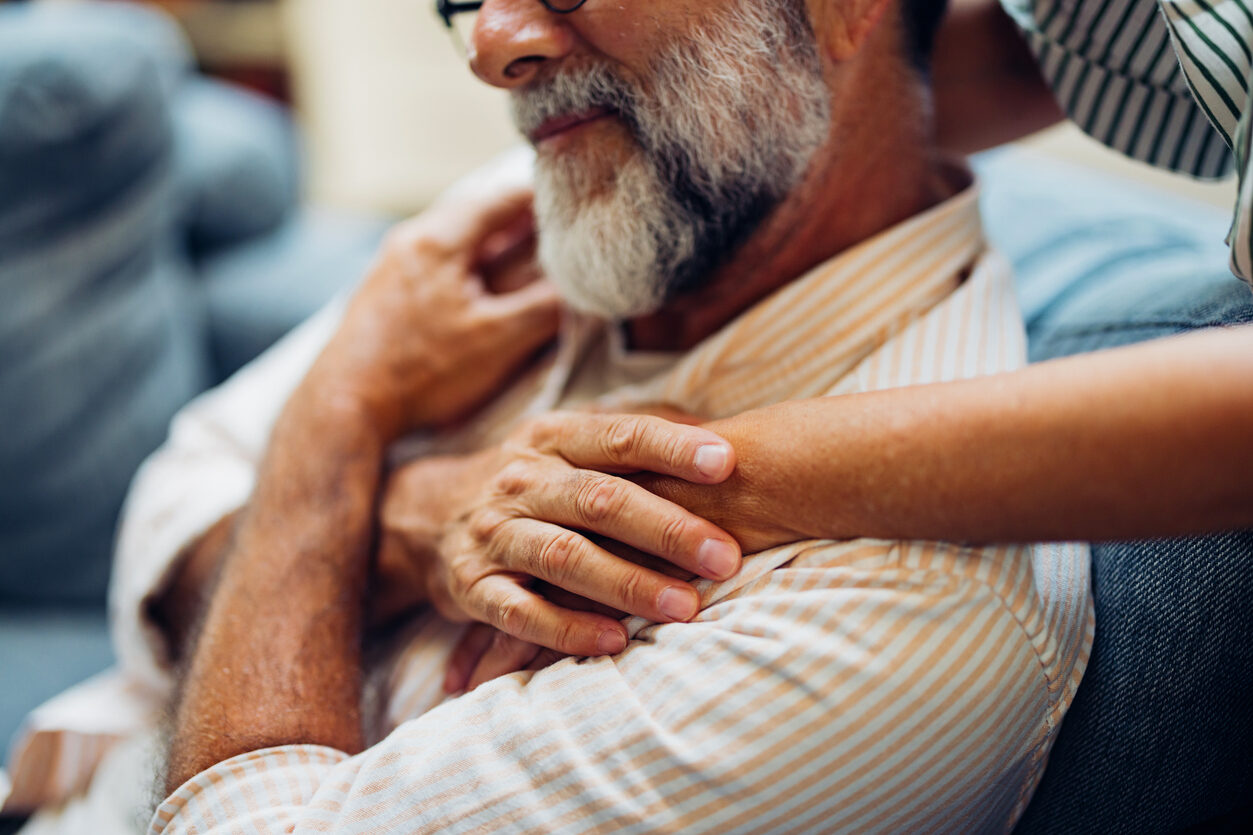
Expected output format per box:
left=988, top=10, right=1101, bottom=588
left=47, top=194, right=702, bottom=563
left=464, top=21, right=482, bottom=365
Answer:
left=7, top=161, right=1093, bottom=835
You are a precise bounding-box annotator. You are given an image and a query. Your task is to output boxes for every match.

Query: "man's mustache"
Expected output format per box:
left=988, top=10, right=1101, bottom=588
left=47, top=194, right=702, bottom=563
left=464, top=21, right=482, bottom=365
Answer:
left=510, top=65, right=641, bottom=143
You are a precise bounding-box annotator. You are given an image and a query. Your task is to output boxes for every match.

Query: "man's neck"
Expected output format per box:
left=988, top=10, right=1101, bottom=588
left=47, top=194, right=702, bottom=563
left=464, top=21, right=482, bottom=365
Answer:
left=627, top=87, right=947, bottom=352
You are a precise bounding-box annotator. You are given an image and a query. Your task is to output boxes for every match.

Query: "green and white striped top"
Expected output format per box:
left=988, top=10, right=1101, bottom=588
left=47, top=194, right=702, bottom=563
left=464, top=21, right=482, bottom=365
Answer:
left=1001, top=0, right=1253, bottom=282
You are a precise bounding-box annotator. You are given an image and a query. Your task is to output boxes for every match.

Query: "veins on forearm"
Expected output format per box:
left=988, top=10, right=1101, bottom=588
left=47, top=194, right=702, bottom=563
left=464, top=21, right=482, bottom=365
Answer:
left=164, top=393, right=385, bottom=791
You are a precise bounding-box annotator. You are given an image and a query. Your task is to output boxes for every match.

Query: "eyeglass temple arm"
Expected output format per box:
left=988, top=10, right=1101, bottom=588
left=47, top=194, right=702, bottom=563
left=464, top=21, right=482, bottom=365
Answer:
left=436, top=0, right=484, bottom=27
left=436, top=0, right=590, bottom=27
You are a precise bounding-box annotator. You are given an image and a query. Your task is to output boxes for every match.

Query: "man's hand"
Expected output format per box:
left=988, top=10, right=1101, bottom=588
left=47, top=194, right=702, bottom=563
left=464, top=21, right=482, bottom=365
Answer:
left=372, top=411, right=741, bottom=660
left=164, top=183, right=561, bottom=791
left=314, top=183, right=560, bottom=440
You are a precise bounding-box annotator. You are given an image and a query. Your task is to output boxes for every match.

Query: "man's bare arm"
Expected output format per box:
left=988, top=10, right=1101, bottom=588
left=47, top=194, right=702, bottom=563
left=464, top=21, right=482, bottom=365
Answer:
left=163, top=182, right=561, bottom=792
left=164, top=384, right=383, bottom=791
left=644, top=326, right=1253, bottom=548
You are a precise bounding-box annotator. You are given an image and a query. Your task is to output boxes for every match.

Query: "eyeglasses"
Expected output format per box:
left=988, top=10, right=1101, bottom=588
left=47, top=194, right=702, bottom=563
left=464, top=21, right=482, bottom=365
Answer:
left=435, top=1, right=591, bottom=52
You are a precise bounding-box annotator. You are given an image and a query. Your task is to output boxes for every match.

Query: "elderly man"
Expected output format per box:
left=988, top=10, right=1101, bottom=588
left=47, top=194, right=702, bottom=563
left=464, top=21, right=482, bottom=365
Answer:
left=26, top=0, right=1090, bottom=831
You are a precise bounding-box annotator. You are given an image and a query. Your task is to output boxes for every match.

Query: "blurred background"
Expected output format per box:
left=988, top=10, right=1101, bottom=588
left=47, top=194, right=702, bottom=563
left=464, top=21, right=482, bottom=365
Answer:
left=42, top=0, right=521, bottom=211
left=41, top=0, right=1243, bottom=213
left=0, top=0, right=1245, bottom=816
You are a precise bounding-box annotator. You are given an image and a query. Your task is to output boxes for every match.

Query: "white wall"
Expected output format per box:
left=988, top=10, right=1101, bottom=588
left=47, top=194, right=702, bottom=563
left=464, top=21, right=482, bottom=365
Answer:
left=284, top=0, right=518, bottom=214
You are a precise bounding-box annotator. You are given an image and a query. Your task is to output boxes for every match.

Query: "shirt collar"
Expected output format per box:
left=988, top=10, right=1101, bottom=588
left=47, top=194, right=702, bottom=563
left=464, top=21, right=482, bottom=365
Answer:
left=588, top=160, right=985, bottom=418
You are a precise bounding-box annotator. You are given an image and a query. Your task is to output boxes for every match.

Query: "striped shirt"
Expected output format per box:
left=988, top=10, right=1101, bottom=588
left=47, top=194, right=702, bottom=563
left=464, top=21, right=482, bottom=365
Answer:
left=88, top=162, right=1086, bottom=834
left=1000, top=0, right=1253, bottom=280
left=1, top=161, right=1092, bottom=833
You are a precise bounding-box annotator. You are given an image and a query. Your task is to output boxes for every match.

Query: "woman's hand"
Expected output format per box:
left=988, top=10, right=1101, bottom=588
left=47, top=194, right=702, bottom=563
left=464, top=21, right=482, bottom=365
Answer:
left=372, top=410, right=742, bottom=659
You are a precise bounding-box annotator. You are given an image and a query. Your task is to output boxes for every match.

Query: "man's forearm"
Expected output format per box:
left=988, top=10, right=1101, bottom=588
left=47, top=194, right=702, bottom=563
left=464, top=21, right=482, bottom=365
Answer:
left=149, top=512, right=238, bottom=665
left=165, top=379, right=385, bottom=793
left=645, top=326, right=1253, bottom=547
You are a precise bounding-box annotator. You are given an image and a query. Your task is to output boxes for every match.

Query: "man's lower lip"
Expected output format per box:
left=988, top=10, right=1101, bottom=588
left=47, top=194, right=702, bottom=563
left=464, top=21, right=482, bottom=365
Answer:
left=534, top=112, right=613, bottom=145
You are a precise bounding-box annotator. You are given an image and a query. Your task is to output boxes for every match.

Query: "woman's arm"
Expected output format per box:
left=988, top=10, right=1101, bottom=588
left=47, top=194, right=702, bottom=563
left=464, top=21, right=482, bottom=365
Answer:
left=643, top=326, right=1253, bottom=548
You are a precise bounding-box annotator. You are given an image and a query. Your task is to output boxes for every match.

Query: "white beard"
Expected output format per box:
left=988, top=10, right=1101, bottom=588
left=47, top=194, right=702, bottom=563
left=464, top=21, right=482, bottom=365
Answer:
left=514, top=0, right=831, bottom=320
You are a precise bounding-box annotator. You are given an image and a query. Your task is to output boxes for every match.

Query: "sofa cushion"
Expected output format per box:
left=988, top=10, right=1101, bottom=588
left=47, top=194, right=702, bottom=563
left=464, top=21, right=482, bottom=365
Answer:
left=975, top=149, right=1253, bottom=834
left=0, top=3, right=210, bottom=605
left=175, top=78, right=301, bottom=257
left=199, top=207, right=390, bottom=380
left=0, top=607, right=113, bottom=761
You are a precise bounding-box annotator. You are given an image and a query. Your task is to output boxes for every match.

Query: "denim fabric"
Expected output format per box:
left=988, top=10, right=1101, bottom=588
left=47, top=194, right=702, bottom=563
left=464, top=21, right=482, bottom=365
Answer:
left=0, top=5, right=210, bottom=604
left=979, top=150, right=1253, bottom=833
left=1016, top=535, right=1253, bottom=834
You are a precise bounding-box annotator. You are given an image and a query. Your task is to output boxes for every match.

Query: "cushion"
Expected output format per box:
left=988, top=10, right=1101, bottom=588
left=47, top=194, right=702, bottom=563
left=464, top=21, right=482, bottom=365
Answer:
left=976, top=148, right=1253, bottom=833
left=0, top=3, right=210, bottom=604
left=174, top=77, right=301, bottom=257
left=199, top=207, right=390, bottom=380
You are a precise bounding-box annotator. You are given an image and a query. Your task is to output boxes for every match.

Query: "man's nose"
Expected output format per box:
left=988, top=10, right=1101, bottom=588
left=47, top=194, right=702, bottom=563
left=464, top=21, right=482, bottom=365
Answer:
left=469, top=0, right=576, bottom=88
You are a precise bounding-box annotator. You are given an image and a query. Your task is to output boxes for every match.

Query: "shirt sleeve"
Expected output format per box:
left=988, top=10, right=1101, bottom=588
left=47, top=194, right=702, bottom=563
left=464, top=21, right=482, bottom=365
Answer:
left=109, top=299, right=344, bottom=693
left=149, top=540, right=1069, bottom=835
left=1000, top=0, right=1253, bottom=284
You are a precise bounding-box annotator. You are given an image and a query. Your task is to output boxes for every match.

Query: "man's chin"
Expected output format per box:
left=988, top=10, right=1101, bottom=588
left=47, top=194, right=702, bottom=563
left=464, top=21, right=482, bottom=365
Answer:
left=548, top=278, right=667, bottom=321
left=534, top=122, right=639, bottom=191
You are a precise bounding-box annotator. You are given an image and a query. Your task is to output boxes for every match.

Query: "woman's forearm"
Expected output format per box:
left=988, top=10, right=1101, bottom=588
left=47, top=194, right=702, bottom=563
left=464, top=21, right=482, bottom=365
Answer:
left=645, top=326, right=1253, bottom=548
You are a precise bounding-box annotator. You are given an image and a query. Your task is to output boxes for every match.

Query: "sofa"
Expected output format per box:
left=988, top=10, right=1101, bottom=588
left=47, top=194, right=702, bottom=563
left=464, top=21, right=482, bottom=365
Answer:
left=0, top=2, right=1249, bottom=833
left=0, top=0, right=387, bottom=760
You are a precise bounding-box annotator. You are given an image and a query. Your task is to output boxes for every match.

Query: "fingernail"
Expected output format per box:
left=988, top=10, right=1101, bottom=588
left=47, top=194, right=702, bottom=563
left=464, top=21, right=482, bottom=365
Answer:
left=693, top=444, right=730, bottom=479
left=698, top=538, right=739, bottom=579
left=658, top=587, right=699, bottom=622
left=597, top=630, right=627, bottom=654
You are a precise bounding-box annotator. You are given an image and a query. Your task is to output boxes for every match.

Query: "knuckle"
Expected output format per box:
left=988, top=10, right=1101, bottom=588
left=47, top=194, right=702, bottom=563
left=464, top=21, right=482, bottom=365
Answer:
left=615, top=569, right=650, bottom=610
left=657, top=514, right=690, bottom=557
left=538, top=530, right=583, bottom=581
left=465, top=508, right=509, bottom=546
left=448, top=554, right=483, bottom=600
left=554, top=621, right=584, bottom=654
left=491, top=460, right=533, bottom=498
left=493, top=596, right=530, bottom=638
left=600, top=416, right=643, bottom=465
left=576, top=475, right=623, bottom=526
left=659, top=430, right=691, bottom=471
left=519, top=412, right=566, bottom=450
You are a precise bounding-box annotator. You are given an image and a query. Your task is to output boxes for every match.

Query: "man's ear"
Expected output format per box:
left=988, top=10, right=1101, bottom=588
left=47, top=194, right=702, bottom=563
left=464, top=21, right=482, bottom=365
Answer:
left=807, top=0, right=894, bottom=63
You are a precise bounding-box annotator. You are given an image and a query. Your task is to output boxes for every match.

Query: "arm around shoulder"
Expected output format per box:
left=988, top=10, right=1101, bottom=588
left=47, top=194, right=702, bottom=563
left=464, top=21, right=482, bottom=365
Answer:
left=643, top=326, right=1253, bottom=547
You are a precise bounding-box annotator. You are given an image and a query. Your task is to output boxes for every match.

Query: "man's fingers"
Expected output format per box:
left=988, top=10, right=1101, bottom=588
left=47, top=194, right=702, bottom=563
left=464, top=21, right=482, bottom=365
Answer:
left=474, top=280, right=561, bottom=360
left=485, top=278, right=561, bottom=326
left=466, top=632, right=544, bottom=691
left=465, top=574, right=629, bottom=657
left=528, top=412, right=737, bottom=483
left=490, top=518, right=705, bottom=622
left=523, top=469, right=740, bottom=581
left=416, top=184, right=536, bottom=257
left=526, top=648, right=567, bottom=672
left=445, top=623, right=496, bottom=694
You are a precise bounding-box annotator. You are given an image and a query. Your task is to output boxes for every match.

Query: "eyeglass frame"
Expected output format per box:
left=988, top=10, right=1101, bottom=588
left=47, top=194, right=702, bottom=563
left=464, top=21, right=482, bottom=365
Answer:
left=435, top=0, right=591, bottom=30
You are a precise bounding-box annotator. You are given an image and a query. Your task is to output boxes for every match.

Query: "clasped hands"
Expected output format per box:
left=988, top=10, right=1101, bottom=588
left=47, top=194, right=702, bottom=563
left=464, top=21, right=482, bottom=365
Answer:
left=374, top=408, right=742, bottom=692
left=306, top=172, right=751, bottom=694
